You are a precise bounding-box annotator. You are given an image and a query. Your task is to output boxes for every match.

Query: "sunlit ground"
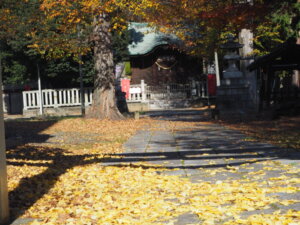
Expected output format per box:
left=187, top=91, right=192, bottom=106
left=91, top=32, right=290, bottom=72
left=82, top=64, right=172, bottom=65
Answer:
left=5, top=116, right=300, bottom=224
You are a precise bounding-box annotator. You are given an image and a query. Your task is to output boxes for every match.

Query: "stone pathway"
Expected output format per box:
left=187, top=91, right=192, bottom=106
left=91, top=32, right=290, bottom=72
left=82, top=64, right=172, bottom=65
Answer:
left=6, top=110, right=300, bottom=224
left=120, top=111, right=300, bottom=224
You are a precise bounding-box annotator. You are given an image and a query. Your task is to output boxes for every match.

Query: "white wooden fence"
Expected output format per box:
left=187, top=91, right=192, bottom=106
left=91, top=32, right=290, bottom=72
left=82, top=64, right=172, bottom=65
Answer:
left=23, top=88, right=93, bottom=110
left=22, top=80, right=208, bottom=111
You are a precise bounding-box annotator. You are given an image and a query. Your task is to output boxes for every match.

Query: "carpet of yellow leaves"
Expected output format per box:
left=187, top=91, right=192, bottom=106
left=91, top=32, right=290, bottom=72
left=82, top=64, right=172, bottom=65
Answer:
left=218, top=116, right=300, bottom=150
left=5, top=118, right=300, bottom=225
left=26, top=162, right=300, bottom=225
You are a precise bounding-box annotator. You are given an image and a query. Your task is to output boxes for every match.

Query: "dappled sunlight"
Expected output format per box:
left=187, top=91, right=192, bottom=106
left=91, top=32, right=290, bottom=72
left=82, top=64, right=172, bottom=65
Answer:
left=5, top=117, right=300, bottom=224
left=218, top=116, right=300, bottom=150
left=5, top=118, right=154, bottom=222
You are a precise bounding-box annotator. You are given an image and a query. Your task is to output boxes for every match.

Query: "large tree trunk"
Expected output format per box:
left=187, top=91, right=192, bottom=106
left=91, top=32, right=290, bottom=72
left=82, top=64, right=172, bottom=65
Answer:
left=87, top=14, right=124, bottom=120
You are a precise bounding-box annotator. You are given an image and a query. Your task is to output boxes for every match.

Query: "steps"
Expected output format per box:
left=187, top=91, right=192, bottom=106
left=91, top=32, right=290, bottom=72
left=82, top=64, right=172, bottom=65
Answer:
left=149, top=98, right=191, bottom=110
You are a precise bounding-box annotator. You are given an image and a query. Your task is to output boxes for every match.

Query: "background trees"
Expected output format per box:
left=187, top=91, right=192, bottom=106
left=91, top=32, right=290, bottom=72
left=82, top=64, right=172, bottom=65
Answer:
left=135, top=0, right=299, bottom=59
left=253, top=0, right=300, bottom=56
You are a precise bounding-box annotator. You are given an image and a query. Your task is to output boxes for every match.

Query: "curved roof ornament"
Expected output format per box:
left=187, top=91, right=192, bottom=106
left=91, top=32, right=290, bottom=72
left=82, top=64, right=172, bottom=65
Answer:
left=128, top=23, right=182, bottom=56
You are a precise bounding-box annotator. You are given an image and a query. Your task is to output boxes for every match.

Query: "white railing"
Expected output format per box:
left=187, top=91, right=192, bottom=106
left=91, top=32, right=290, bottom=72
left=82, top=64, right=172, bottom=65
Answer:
left=23, top=88, right=93, bottom=110
left=128, top=80, right=146, bottom=102
left=128, top=80, right=208, bottom=102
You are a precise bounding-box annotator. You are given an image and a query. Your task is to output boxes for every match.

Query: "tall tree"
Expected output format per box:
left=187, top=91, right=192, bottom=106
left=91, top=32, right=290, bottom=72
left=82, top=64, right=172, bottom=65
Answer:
left=28, top=0, right=157, bottom=119
left=29, top=1, right=119, bottom=119
left=0, top=0, right=154, bottom=119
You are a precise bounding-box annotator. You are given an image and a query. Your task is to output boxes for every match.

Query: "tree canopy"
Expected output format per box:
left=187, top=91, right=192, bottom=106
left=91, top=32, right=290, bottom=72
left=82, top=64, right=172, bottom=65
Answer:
left=1, top=0, right=298, bottom=59
left=133, top=0, right=299, bottom=58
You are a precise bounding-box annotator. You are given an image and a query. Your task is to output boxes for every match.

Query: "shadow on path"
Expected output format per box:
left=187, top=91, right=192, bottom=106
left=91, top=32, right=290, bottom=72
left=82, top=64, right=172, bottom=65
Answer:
left=5, top=114, right=299, bottom=224
left=144, top=109, right=211, bottom=122
left=5, top=120, right=58, bottom=148
left=100, top=146, right=296, bottom=170
left=7, top=145, right=104, bottom=223
left=7, top=141, right=284, bottom=222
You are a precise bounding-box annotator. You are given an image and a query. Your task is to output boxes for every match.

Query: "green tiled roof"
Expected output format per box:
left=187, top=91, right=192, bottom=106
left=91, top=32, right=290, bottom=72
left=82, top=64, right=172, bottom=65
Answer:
left=128, top=23, right=181, bottom=56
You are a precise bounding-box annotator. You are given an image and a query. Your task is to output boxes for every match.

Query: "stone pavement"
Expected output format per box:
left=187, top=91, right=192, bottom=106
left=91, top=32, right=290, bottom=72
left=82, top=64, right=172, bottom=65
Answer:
left=7, top=110, right=300, bottom=224
left=119, top=110, right=300, bottom=224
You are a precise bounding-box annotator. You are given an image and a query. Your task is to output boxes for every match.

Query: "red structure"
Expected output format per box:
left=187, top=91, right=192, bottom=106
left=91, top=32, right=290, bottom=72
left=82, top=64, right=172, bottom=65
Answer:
left=207, top=74, right=217, bottom=96
left=121, top=79, right=130, bottom=100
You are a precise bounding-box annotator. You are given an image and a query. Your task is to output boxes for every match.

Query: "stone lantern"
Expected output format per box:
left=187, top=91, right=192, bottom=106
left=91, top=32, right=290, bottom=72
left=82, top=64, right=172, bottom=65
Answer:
left=221, top=35, right=244, bottom=80
left=215, top=35, right=251, bottom=118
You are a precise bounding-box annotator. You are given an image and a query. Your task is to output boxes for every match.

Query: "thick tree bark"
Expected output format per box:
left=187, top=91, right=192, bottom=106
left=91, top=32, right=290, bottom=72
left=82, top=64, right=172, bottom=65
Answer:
left=87, top=14, right=124, bottom=120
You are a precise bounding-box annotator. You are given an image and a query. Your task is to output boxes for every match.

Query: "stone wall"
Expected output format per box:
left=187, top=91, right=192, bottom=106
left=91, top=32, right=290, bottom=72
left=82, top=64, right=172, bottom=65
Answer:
left=2, top=92, right=23, bottom=114
left=127, top=102, right=149, bottom=112
left=23, top=106, right=89, bottom=117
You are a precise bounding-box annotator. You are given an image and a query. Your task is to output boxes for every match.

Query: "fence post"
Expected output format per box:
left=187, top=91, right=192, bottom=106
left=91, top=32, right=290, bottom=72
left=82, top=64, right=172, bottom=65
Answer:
left=167, top=84, right=170, bottom=100
left=37, top=64, right=43, bottom=115
left=202, top=81, right=206, bottom=98
left=196, top=81, right=200, bottom=97
left=84, top=89, right=89, bottom=106
left=0, top=58, right=9, bottom=225
left=192, top=80, right=196, bottom=97
left=89, top=89, right=93, bottom=105
left=23, top=92, right=28, bottom=111
left=141, top=80, right=146, bottom=102
left=128, top=91, right=132, bottom=101
left=54, top=90, right=58, bottom=108
left=215, top=51, right=221, bottom=87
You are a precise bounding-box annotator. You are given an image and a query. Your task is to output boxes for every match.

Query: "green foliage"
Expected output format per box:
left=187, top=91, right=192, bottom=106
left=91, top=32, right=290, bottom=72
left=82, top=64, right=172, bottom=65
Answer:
left=4, top=61, right=28, bottom=84
left=0, top=40, right=33, bottom=85
left=0, top=38, right=94, bottom=87
left=277, top=70, right=293, bottom=80
left=252, top=23, right=284, bottom=56
left=124, top=61, right=132, bottom=75
left=0, top=0, right=44, bottom=85
left=253, top=1, right=300, bottom=56
left=41, top=54, right=95, bottom=88
left=271, top=1, right=299, bottom=38
left=112, top=29, right=131, bottom=63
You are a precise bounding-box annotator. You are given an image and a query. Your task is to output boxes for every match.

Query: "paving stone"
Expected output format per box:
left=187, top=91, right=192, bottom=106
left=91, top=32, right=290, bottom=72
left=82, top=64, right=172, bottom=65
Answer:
left=267, top=192, right=300, bottom=201
left=123, top=110, right=300, bottom=224
left=276, top=159, right=300, bottom=167
left=240, top=203, right=300, bottom=219
left=11, top=218, right=38, bottom=225
left=163, top=170, right=187, bottom=176
left=174, top=213, right=202, bottom=225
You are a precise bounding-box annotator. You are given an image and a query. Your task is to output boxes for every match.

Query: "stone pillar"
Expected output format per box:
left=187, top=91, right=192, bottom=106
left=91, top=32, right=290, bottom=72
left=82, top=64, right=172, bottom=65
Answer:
left=239, top=29, right=258, bottom=111
left=293, top=35, right=300, bottom=88
left=0, top=58, right=9, bottom=225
